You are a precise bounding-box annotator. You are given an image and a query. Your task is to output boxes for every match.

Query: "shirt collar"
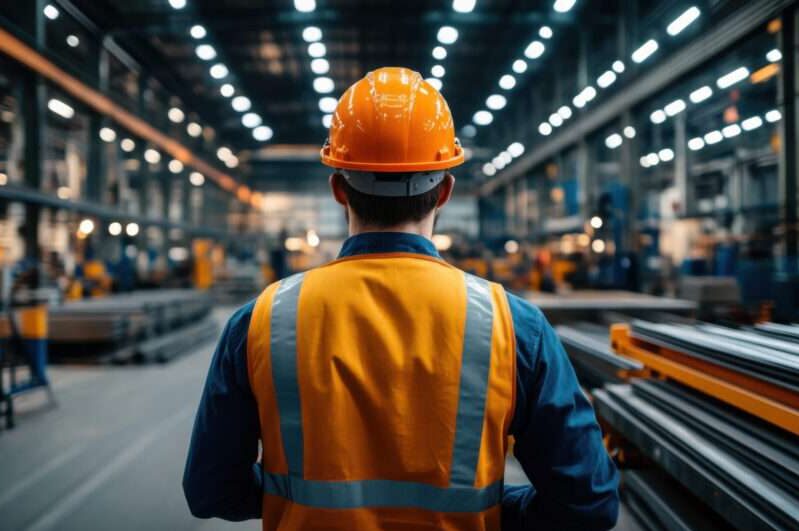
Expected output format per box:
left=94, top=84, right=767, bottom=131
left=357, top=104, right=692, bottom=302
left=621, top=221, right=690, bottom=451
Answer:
left=338, top=232, right=441, bottom=259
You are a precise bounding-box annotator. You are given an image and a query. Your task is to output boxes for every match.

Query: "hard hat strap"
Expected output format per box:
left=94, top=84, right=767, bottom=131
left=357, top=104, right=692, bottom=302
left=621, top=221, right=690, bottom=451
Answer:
left=339, top=170, right=446, bottom=197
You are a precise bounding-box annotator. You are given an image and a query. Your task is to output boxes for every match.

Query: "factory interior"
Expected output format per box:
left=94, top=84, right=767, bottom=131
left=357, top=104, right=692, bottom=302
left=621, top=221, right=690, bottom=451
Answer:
left=1, top=0, right=798, bottom=530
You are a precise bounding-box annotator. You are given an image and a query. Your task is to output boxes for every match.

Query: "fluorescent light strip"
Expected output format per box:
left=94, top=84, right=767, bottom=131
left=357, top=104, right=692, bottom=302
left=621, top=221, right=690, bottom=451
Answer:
left=667, top=6, right=701, bottom=36
left=632, top=39, right=658, bottom=63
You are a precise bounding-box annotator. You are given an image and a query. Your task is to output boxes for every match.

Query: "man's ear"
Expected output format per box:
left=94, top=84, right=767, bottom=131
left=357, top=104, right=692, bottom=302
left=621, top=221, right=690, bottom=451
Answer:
left=436, top=173, right=455, bottom=209
left=329, top=173, right=348, bottom=206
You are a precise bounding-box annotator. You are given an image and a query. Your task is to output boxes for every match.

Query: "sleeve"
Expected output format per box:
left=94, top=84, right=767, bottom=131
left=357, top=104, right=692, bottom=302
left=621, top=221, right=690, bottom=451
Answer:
left=501, top=294, right=619, bottom=531
left=183, top=301, right=263, bottom=521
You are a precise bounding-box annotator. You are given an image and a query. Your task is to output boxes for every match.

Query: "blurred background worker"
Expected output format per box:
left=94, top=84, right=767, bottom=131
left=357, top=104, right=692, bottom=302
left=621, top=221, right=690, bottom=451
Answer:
left=184, top=67, right=618, bottom=530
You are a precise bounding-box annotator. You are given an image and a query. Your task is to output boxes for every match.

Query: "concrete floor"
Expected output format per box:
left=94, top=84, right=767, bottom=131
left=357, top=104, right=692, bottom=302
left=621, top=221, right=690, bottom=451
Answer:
left=0, top=308, right=641, bottom=531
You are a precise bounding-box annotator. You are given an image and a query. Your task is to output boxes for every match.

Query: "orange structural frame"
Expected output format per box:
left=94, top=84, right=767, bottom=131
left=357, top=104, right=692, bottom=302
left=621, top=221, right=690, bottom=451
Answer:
left=0, top=28, right=251, bottom=205
left=610, top=324, right=799, bottom=437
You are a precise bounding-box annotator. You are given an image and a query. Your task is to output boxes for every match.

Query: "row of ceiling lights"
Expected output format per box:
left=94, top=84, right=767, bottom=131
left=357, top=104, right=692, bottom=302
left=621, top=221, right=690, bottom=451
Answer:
left=483, top=4, right=703, bottom=177
left=476, top=0, right=575, bottom=176
left=471, top=20, right=555, bottom=128
left=40, top=2, right=270, bottom=212
left=603, top=46, right=781, bottom=154
left=421, top=1, right=477, bottom=93
left=43, top=5, right=85, bottom=49
left=43, top=4, right=209, bottom=191
left=538, top=6, right=700, bottom=136
left=639, top=108, right=781, bottom=169
left=291, top=0, right=339, bottom=127
left=78, top=218, right=141, bottom=238
left=181, top=3, right=274, bottom=144
left=43, top=3, right=254, bottom=183
left=648, top=49, right=781, bottom=126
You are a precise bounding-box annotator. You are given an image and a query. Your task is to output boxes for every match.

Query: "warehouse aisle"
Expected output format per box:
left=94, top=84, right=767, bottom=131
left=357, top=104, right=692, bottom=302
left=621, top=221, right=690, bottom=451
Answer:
left=0, top=307, right=637, bottom=531
left=0, top=308, right=255, bottom=531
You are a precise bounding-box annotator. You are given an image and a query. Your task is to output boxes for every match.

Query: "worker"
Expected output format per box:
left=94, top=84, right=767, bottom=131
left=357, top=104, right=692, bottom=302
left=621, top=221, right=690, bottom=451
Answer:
left=183, top=67, right=619, bottom=530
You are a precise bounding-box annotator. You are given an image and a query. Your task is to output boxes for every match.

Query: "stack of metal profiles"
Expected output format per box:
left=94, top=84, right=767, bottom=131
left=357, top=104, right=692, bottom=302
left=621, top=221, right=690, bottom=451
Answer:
left=212, top=274, right=262, bottom=305
left=43, top=290, right=215, bottom=362
left=555, top=323, right=643, bottom=387
left=629, top=321, right=799, bottom=392
left=595, top=379, right=799, bottom=531
left=754, top=322, right=799, bottom=342
left=622, top=469, right=737, bottom=531
left=523, top=291, right=696, bottom=324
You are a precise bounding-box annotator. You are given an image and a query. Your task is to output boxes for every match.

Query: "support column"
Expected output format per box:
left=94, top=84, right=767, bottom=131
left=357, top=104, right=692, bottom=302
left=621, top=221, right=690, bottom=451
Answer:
left=778, top=8, right=799, bottom=268
left=19, top=0, right=46, bottom=268
left=619, top=112, right=639, bottom=252
left=674, top=113, right=689, bottom=217
left=86, top=48, right=110, bottom=203
left=775, top=7, right=799, bottom=320
left=576, top=25, right=591, bottom=221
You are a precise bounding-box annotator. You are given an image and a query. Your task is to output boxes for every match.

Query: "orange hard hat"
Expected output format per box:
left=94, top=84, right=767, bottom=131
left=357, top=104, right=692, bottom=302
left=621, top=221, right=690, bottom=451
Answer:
left=321, top=67, right=464, bottom=196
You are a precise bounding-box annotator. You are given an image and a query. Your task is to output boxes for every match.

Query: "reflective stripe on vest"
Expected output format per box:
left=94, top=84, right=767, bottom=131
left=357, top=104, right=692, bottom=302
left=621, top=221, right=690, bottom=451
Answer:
left=262, top=271, right=499, bottom=512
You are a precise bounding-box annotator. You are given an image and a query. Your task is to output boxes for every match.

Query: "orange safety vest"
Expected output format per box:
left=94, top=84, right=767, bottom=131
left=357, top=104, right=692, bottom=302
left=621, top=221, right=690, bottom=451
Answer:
left=247, top=252, right=516, bottom=530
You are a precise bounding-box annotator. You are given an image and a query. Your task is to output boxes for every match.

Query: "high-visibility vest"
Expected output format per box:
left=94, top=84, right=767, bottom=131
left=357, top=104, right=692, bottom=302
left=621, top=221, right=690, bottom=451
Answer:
left=247, top=253, right=516, bottom=530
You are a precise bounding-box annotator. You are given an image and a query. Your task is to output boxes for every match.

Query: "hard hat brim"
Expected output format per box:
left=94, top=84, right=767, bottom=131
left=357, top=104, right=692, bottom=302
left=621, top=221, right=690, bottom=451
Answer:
left=320, top=149, right=464, bottom=173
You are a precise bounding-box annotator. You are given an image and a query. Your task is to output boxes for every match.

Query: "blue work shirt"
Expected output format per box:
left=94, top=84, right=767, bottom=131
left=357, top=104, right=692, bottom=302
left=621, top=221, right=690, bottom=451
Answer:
left=183, top=232, right=619, bottom=530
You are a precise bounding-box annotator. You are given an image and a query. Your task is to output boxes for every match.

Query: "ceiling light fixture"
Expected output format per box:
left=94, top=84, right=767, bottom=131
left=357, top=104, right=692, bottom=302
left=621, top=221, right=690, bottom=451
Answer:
left=190, top=25, right=206, bottom=39
left=524, top=40, right=545, bottom=60
left=596, top=70, right=616, bottom=88
left=209, top=64, right=228, bottom=79
left=186, top=122, right=202, bottom=137
left=664, top=98, right=686, bottom=117
left=308, top=42, right=326, bottom=58
left=253, top=125, right=274, bottom=141
left=650, top=109, right=667, bottom=124
left=232, top=96, right=251, bottom=112
left=553, top=0, right=577, bottom=13
left=498, top=74, right=516, bottom=90
left=195, top=44, right=216, bottom=61
left=168, top=107, right=185, bottom=123
left=667, top=6, right=701, bottom=36
left=473, top=110, right=493, bottom=126
left=426, top=78, right=443, bottom=91
left=47, top=98, right=74, bottom=119
left=302, top=26, right=322, bottom=42
left=437, top=26, right=459, bottom=45
left=310, top=58, right=330, bottom=74
left=294, top=0, right=316, bottom=13
left=632, top=39, right=659, bottom=63
left=452, top=0, right=476, bottom=13
left=689, top=85, right=713, bottom=103
left=43, top=4, right=59, bottom=20
left=99, top=127, right=116, bottom=142
left=486, top=94, right=507, bottom=110
left=319, top=97, right=338, bottom=113
left=716, top=67, right=750, bottom=89
left=688, top=137, right=705, bottom=151
left=313, top=77, right=335, bottom=93
left=512, top=60, right=527, bottom=74
left=242, top=113, right=262, bottom=128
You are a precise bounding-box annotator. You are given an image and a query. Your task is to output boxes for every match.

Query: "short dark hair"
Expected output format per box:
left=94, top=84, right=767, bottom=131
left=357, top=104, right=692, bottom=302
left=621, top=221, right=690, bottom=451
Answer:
left=341, top=177, right=443, bottom=228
